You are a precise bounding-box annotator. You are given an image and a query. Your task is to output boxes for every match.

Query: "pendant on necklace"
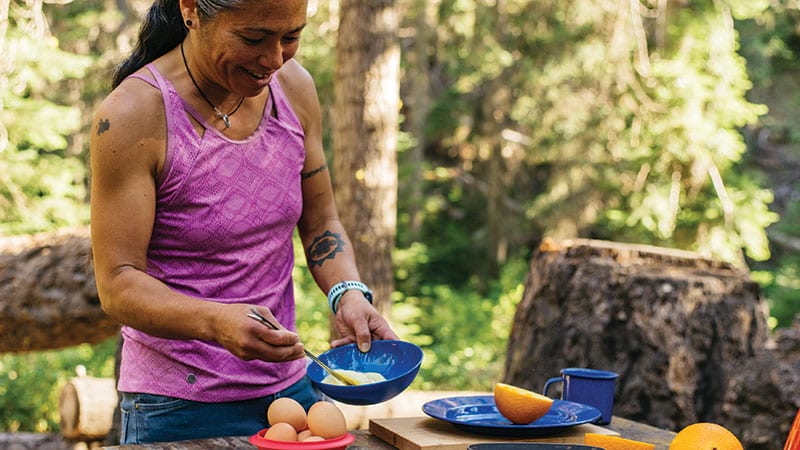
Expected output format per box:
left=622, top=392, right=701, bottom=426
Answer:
left=213, top=107, right=232, bottom=128
left=181, top=42, right=243, bottom=130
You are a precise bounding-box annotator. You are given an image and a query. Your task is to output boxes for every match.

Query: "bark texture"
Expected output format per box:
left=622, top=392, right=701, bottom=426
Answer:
left=333, top=0, right=400, bottom=319
left=720, top=320, right=800, bottom=449
left=504, top=238, right=798, bottom=450
left=0, top=433, right=77, bottom=450
left=0, top=227, right=119, bottom=353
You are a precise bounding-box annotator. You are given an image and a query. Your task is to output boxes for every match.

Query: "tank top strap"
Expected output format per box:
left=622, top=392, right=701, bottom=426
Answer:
left=137, top=63, right=201, bottom=187
left=127, top=72, right=157, bottom=89
left=268, top=75, right=304, bottom=134
left=143, top=63, right=208, bottom=127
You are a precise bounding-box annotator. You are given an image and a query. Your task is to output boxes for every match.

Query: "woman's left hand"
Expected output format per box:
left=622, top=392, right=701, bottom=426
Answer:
left=331, top=292, right=399, bottom=352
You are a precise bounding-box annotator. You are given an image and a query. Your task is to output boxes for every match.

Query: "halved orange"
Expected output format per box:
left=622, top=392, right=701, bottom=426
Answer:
left=493, top=382, right=554, bottom=424
left=584, top=433, right=656, bottom=450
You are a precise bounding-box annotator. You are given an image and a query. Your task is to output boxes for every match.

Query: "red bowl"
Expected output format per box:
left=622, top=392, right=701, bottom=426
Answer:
left=249, top=429, right=355, bottom=450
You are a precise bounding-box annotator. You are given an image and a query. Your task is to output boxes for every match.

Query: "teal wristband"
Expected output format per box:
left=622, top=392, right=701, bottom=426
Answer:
left=327, top=280, right=373, bottom=314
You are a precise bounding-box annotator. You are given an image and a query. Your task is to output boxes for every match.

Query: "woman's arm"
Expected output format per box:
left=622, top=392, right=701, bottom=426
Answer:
left=279, top=60, right=398, bottom=351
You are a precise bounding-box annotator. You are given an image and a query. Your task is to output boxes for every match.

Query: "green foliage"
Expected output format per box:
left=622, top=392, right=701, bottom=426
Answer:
left=0, top=149, right=89, bottom=234
left=765, top=176, right=800, bottom=327
left=752, top=192, right=800, bottom=328
left=0, top=339, right=117, bottom=432
left=397, top=167, right=497, bottom=286
left=736, top=2, right=800, bottom=328
left=754, top=260, right=800, bottom=329
left=424, top=0, right=776, bottom=265
left=393, top=253, right=527, bottom=390
left=1, top=8, right=93, bottom=235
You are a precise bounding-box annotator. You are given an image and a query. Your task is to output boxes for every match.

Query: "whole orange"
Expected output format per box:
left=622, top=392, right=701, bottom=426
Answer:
left=669, top=422, right=743, bottom=450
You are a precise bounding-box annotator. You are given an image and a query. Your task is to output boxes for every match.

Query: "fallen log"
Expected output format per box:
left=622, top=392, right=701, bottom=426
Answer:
left=59, top=375, right=118, bottom=440
left=0, top=227, right=120, bottom=353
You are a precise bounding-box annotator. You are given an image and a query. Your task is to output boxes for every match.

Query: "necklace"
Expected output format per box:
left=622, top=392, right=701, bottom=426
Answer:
left=180, top=41, right=244, bottom=128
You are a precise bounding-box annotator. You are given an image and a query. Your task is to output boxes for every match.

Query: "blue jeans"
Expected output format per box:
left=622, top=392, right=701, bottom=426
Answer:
left=119, top=376, right=321, bottom=444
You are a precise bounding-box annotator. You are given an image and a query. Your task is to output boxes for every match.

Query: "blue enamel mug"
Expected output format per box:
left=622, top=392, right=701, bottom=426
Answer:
left=543, top=368, right=618, bottom=425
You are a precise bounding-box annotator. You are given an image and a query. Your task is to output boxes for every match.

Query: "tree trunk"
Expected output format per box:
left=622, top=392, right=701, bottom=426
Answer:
left=333, top=0, right=400, bottom=321
left=0, top=227, right=120, bottom=353
left=504, top=239, right=776, bottom=438
left=400, top=0, right=433, bottom=242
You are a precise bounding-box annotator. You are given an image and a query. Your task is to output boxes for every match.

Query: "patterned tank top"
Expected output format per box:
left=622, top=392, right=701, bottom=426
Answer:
left=117, top=63, right=307, bottom=402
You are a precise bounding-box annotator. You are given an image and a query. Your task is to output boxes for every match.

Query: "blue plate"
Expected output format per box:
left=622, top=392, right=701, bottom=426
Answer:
left=422, top=395, right=602, bottom=437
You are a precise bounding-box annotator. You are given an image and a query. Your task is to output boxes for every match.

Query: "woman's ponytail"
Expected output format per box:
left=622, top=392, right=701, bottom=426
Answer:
left=111, top=0, right=186, bottom=89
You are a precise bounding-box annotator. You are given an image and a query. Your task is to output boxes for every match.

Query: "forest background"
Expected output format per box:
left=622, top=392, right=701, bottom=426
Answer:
left=1, top=0, right=799, bottom=434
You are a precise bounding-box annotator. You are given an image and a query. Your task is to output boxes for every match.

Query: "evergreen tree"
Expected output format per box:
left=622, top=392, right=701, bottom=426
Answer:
left=420, top=0, right=776, bottom=267
left=1, top=0, right=92, bottom=235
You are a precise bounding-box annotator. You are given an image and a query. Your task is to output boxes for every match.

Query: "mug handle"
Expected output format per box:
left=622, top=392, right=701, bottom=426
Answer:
left=543, top=377, right=562, bottom=397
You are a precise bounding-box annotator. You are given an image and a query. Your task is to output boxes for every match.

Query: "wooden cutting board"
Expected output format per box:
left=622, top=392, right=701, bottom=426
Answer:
left=369, top=416, right=618, bottom=450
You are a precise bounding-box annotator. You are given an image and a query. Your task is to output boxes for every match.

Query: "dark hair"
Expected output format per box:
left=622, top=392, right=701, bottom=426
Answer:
left=111, top=0, right=245, bottom=89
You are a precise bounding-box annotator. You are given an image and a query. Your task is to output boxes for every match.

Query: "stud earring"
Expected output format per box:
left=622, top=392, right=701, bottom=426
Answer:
left=185, top=19, right=193, bottom=27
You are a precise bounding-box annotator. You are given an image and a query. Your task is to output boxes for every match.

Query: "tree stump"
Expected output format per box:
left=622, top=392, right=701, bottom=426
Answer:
left=0, top=227, right=120, bottom=353
left=504, top=239, right=771, bottom=434
left=59, top=375, right=117, bottom=440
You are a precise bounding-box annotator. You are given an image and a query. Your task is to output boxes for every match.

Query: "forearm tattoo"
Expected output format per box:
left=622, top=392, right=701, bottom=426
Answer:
left=97, top=118, right=110, bottom=135
left=301, top=164, right=327, bottom=180
left=306, top=230, right=345, bottom=267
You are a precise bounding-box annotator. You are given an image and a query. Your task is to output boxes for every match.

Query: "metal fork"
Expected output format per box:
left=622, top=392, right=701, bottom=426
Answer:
left=247, top=308, right=359, bottom=386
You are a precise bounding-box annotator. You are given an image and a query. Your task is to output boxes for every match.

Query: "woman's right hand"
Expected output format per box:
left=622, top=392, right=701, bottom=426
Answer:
left=213, top=304, right=306, bottom=362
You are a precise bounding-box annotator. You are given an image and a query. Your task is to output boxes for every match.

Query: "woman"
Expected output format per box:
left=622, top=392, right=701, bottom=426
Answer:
left=89, top=0, right=398, bottom=443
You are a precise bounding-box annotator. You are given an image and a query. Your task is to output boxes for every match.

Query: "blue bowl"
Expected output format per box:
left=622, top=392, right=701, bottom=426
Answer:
left=307, top=340, right=423, bottom=405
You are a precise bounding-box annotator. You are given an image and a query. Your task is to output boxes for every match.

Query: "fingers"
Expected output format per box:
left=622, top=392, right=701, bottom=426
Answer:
left=240, top=339, right=305, bottom=362
left=351, top=314, right=374, bottom=353
left=248, top=306, right=287, bottom=330
left=249, top=320, right=300, bottom=346
left=239, top=326, right=305, bottom=361
left=218, top=304, right=305, bottom=362
left=370, top=320, right=399, bottom=341
left=245, top=312, right=304, bottom=360
left=333, top=300, right=399, bottom=353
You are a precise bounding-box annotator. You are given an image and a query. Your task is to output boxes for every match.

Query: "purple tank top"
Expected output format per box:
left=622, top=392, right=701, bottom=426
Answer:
left=117, top=63, right=307, bottom=402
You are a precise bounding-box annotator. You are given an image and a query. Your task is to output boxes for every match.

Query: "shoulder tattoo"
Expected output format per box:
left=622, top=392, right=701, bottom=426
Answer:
left=306, top=230, right=345, bottom=267
left=97, top=118, right=110, bottom=135
left=301, top=164, right=327, bottom=180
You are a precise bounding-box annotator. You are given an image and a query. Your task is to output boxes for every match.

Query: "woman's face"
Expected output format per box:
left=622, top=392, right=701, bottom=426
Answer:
left=195, top=0, right=308, bottom=96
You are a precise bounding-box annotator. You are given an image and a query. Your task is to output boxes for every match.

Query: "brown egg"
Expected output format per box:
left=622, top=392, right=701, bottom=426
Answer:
left=297, top=429, right=313, bottom=441
left=264, top=422, right=298, bottom=442
left=267, top=397, right=307, bottom=432
left=307, top=401, right=347, bottom=439
left=301, top=435, right=325, bottom=442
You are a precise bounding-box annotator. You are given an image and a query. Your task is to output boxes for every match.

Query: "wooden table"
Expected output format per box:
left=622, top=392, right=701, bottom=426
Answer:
left=102, top=416, right=676, bottom=450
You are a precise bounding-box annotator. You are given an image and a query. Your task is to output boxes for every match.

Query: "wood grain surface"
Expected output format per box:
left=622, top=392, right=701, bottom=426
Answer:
left=368, top=416, right=617, bottom=450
